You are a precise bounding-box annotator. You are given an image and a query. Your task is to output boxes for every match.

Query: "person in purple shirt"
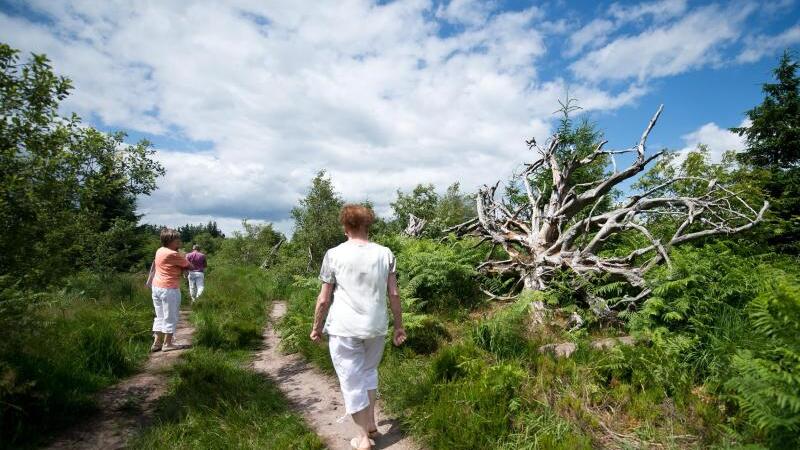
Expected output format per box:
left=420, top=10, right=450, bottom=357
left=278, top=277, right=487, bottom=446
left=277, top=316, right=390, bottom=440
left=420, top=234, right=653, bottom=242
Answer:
left=186, top=244, right=207, bottom=302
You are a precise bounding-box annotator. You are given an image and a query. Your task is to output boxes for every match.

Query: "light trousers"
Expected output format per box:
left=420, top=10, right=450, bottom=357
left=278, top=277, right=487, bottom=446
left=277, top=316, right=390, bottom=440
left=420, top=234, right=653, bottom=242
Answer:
left=152, top=287, right=181, bottom=334
left=188, top=271, right=205, bottom=300
left=329, top=334, right=385, bottom=414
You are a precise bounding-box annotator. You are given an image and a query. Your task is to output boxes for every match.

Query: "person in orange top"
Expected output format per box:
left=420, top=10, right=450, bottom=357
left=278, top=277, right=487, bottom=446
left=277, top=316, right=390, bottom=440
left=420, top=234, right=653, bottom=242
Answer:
left=148, top=228, right=192, bottom=351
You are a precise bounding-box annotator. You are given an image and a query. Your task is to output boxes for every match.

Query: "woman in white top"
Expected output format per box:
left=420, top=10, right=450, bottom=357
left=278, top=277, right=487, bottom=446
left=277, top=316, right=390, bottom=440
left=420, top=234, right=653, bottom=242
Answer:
left=310, top=204, right=406, bottom=450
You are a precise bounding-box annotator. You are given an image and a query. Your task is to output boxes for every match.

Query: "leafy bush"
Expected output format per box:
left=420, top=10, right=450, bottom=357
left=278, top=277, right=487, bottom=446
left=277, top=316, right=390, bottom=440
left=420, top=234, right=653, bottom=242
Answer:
left=726, top=275, right=800, bottom=447
left=397, top=237, right=484, bottom=311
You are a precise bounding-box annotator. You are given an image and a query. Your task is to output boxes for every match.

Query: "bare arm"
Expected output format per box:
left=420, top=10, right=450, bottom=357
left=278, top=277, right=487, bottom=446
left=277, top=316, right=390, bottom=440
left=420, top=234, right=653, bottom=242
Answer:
left=388, top=273, right=406, bottom=346
left=310, top=282, right=334, bottom=341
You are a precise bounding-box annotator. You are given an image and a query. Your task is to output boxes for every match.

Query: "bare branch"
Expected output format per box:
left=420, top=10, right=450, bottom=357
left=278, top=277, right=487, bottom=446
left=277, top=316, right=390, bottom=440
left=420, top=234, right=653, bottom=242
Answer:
left=446, top=103, right=766, bottom=310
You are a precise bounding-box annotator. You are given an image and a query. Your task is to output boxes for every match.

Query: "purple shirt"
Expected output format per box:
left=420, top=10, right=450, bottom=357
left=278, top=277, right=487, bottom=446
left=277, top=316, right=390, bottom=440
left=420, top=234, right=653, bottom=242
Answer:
left=186, top=251, right=207, bottom=272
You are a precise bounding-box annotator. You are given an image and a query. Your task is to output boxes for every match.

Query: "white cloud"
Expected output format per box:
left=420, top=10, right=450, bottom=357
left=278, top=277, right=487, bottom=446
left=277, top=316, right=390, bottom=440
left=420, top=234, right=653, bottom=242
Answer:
left=678, top=119, right=748, bottom=162
left=571, top=3, right=754, bottom=83
left=566, top=0, right=688, bottom=58
left=0, top=1, right=704, bottom=233
left=738, top=24, right=800, bottom=63
left=566, top=19, right=615, bottom=57
left=435, top=0, right=501, bottom=26
left=608, top=0, right=688, bottom=23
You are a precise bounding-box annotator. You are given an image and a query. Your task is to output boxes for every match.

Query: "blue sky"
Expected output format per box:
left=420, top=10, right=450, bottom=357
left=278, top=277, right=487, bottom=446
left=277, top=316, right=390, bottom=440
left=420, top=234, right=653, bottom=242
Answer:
left=1, top=0, right=798, bottom=234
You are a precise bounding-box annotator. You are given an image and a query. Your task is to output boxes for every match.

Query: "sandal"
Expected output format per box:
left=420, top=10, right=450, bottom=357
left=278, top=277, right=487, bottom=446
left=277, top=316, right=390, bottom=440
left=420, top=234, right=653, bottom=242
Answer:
left=368, top=429, right=379, bottom=438
left=350, top=437, right=375, bottom=449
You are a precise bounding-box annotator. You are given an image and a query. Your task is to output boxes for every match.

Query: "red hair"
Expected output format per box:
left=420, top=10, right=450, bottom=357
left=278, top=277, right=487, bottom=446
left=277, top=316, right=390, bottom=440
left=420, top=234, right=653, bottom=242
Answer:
left=339, top=204, right=375, bottom=231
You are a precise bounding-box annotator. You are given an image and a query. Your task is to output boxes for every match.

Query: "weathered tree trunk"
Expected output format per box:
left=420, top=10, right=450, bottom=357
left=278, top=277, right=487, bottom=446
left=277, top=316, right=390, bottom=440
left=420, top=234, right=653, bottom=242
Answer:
left=448, top=104, right=768, bottom=311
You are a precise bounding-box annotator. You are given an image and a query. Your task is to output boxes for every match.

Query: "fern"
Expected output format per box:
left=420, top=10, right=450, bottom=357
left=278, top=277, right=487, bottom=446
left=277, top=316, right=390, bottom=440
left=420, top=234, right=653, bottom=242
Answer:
left=725, top=276, right=800, bottom=446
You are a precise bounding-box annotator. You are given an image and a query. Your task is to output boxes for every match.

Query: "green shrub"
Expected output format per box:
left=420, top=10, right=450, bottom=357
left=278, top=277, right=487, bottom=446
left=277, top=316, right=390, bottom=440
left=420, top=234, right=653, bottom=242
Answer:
left=400, top=312, right=448, bottom=354
left=397, top=237, right=484, bottom=312
left=431, top=343, right=482, bottom=382
left=726, top=275, right=800, bottom=448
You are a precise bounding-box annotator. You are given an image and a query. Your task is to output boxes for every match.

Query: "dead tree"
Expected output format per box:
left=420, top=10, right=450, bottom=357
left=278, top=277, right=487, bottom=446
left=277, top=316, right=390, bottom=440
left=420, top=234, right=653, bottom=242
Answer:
left=403, top=213, right=427, bottom=237
left=260, top=238, right=285, bottom=270
left=448, top=105, right=768, bottom=311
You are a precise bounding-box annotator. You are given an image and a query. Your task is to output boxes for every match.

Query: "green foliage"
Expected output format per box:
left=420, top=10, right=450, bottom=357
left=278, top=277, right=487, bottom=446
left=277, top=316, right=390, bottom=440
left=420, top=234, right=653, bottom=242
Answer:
left=435, top=182, right=476, bottom=229
left=0, top=43, right=163, bottom=285
left=472, top=298, right=532, bottom=359
left=391, top=183, right=439, bottom=229
left=397, top=237, right=484, bottom=311
left=0, top=273, right=152, bottom=448
left=291, top=170, right=345, bottom=272
left=390, top=182, right=475, bottom=234
left=178, top=221, right=225, bottom=243
left=131, top=348, right=324, bottom=450
left=732, top=51, right=800, bottom=168
left=274, top=276, right=335, bottom=372
left=726, top=276, right=800, bottom=447
left=731, top=51, right=800, bottom=252
left=215, top=220, right=284, bottom=268
left=399, top=312, right=449, bottom=355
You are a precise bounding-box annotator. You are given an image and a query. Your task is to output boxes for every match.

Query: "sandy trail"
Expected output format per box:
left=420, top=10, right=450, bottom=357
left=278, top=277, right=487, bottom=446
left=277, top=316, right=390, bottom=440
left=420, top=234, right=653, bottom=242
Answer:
left=252, top=301, right=421, bottom=450
left=45, top=310, right=194, bottom=450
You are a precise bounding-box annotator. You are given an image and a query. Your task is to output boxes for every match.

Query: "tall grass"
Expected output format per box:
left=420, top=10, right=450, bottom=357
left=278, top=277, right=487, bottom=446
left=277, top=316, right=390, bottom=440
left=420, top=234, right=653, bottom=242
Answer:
left=0, top=272, right=152, bottom=449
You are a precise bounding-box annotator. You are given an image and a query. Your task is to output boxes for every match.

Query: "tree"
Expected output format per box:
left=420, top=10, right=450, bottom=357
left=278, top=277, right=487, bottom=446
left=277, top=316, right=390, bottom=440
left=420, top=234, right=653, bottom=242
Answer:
left=391, top=184, right=439, bottom=230
left=732, top=51, right=800, bottom=251
left=216, top=220, right=284, bottom=267
left=178, top=221, right=225, bottom=244
left=391, top=182, right=476, bottom=236
left=449, top=104, right=767, bottom=316
left=435, top=182, right=475, bottom=229
left=290, top=170, right=344, bottom=271
left=0, top=43, right=164, bottom=284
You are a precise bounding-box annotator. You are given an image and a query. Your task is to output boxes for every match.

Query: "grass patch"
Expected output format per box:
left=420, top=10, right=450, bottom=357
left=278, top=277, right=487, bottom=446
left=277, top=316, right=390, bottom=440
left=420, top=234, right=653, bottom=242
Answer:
left=130, top=348, right=324, bottom=450
left=131, top=265, right=323, bottom=449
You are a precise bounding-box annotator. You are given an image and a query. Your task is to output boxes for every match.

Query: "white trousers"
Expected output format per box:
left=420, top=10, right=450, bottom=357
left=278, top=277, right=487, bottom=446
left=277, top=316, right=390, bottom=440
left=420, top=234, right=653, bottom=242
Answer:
left=329, top=335, right=385, bottom=414
left=152, top=287, right=181, bottom=334
left=188, top=271, right=205, bottom=300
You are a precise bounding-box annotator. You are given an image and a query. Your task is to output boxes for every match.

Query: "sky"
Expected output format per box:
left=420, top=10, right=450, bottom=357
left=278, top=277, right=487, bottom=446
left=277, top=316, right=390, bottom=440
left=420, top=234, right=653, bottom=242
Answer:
left=1, top=0, right=798, bottom=235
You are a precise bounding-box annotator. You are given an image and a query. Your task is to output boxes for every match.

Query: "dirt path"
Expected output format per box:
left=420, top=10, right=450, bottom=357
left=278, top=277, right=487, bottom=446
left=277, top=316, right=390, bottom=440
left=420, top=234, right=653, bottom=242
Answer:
left=45, top=310, right=194, bottom=450
left=253, top=302, right=421, bottom=450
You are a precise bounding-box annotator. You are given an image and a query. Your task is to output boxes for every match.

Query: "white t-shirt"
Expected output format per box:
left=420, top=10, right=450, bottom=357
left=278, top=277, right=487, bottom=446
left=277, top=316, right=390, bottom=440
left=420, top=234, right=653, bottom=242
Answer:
left=320, top=240, right=396, bottom=339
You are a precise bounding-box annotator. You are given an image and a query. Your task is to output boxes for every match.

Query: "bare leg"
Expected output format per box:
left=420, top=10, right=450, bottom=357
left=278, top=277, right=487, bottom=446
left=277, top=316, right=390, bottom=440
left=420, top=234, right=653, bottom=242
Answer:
left=367, top=389, right=377, bottom=433
left=163, top=333, right=173, bottom=346
left=351, top=407, right=372, bottom=449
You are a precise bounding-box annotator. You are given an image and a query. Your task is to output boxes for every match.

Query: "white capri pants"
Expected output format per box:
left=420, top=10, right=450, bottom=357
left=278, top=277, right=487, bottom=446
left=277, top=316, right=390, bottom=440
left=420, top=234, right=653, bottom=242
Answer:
left=188, top=271, right=205, bottom=300
left=329, top=335, right=385, bottom=414
left=152, top=286, right=181, bottom=334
